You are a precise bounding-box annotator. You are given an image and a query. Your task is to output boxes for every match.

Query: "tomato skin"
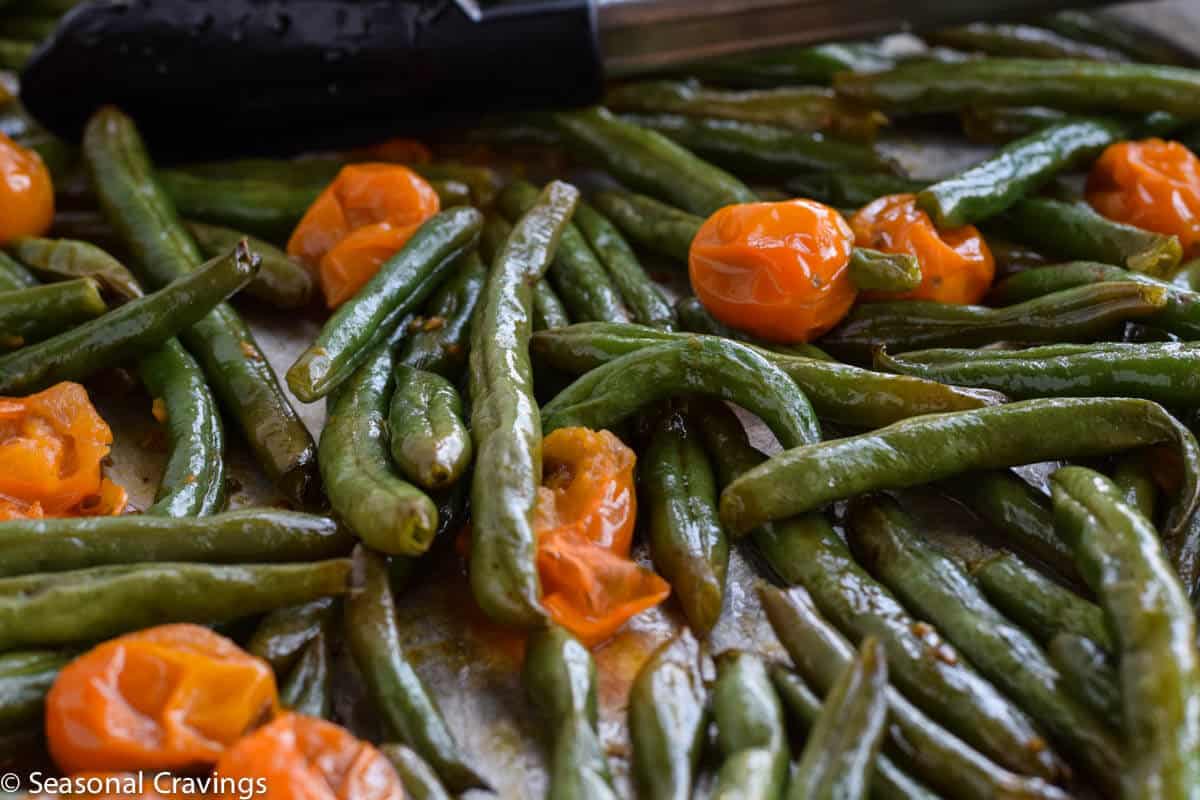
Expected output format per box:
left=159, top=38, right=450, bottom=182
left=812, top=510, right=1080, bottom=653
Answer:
left=535, top=427, right=669, bottom=647
left=1087, top=138, right=1200, bottom=257
left=287, top=164, right=440, bottom=307
left=0, top=132, right=53, bottom=245
left=0, top=382, right=126, bottom=519
left=850, top=193, right=994, bottom=304
left=689, top=200, right=857, bottom=343
left=45, top=624, right=278, bottom=774
left=214, top=713, right=406, bottom=800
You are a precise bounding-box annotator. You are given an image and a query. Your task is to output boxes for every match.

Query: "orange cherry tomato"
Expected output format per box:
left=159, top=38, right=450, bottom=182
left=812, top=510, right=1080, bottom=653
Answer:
left=1087, top=138, right=1200, bottom=257
left=850, top=193, right=995, bottom=304
left=689, top=200, right=857, bottom=343
left=287, top=163, right=440, bottom=308
left=214, top=713, right=405, bottom=800
left=46, top=624, right=278, bottom=774
left=535, top=427, right=670, bottom=647
left=0, top=132, right=54, bottom=245
left=0, top=382, right=126, bottom=520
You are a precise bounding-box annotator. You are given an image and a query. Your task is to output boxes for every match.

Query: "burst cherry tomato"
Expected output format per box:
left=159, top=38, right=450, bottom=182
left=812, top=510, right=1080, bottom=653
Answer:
left=0, top=382, right=126, bottom=520
left=1087, top=138, right=1200, bottom=257
left=536, top=427, right=670, bottom=647
left=850, top=193, right=994, bottom=304
left=287, top=163, right=440, bottom=307
left=214, top=713, right=405, bottom=800
left=0, top=132, right=53, bottom=245
left=689, top=200, right=857, bottom=343
left=45, top=624, right=278, bottom=774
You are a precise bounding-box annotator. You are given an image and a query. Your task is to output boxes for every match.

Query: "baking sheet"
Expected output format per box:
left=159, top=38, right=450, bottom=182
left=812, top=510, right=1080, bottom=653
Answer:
left=13, top=0, right=1200, bottom=793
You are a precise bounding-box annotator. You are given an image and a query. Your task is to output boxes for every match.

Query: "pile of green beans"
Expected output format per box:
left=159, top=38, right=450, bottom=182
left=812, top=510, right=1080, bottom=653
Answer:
left=9, top=10, right=1200, bottom=793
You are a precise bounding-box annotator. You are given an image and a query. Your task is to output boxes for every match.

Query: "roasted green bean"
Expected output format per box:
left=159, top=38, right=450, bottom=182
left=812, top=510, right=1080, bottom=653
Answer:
left=628, top=631, right=706, bottom=800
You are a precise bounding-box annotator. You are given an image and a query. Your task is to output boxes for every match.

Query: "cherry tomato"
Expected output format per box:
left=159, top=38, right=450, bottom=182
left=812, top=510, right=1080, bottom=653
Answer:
left=0, top=132, right=53, bottom=245
left=214, top=713, right=405, bottom=800
left=46, top=624, right=277, bottom=774
left=535, top=427, right=670, bottom=647
left=1087, top=138, right=1200, bottom=257
left=689, top=200, right=856, bottom=343
left=850, top=193, right=994, bottom=304
left=287, top=163, right=440, bottom=307
left=0, top=382, right=126, bottom=519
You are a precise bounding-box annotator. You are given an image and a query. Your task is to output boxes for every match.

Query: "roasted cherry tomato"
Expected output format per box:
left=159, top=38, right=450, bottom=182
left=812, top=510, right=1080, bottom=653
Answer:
left=689, top=199, right=857, bottom=343
left=0, top=382, right=126, bottom=520
left=0, top=132, right=53, bottom=245
left=287, top=163, right=440, bottom=307
left=536, top=427, right=670, bottom=647
left=214, top=713, right=405, bottom=800
left=1087, top=138, right=1200, bottom=257
left=850, top=193, right=994, bottom=304
left=46, top=624, right=278, bottom=774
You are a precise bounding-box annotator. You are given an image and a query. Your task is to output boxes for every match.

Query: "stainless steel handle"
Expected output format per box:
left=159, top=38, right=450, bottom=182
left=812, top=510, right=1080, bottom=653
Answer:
left=596, top=0, right=1122, bottom=75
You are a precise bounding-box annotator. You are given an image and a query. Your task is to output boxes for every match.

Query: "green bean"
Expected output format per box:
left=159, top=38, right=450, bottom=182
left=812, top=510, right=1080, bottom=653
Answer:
left=170, top=156, right=342, bottom=185
left=0, top=278, right=105, bottom=351
left=0, top=251, right=37, bottom=292
left=788, top=638, right=889, bottom=800
left=760, top=585, right=1069, bottom=800
left=641, top=409, right=729, bottom=634
left=1111, top=452, right=1159, bottom=521
left=876, top=342, right=1200, bottom=407
left=784, top=173, right=924, bottom=209
left=573, top=201, right=674, bottom=328
left=1046, top=633, right=1121, bottom=730
left=990, top=260, right=1200, bottom=338
left=622, top=113, right=896, bottom=177
left=606, top=80, right=887, bottom=140
left=380, top=744, right=452, bottom=800
left=834, top=58, right=1200, bottom=117
left=849, top=495, right=1122, bottom=786
left=1042, top=10, right=1198, bottom=67
left=721, top=397, right=1200, bottom=539
left=469, top=180, right=579, bottom=628
left=820, top=281, right=1169, bottom=362
left=960, top=106, right=1070, bottom=144
left=185, top=221, right=314, bottom=309
left=927, top=23, right=1129, bottom=62
left=320, top=345, right=438, bottom=556
left=0, top=243, right=258, bottom=394
left=480, top=214, right=566, bottom=331
left=138, top=340, right=226, bottom=517
left=0, top=650, right=71, bottom=732
left=279, top=631, right=332, bottom=719
left=399, top=250, right=488, bottom=378
left=628, top=631, right=706, bottom=800
left=591, top=189, right=700, bottom=263
left=674, top=297, right=832, bottom=360
left=288, top=207, right=482, bottom=402
left=972, top=553, right=1112, bottom=650
left=0, top=560, right=350, bottom=650
left=158, top=169, right=318, bottom=242
left=541, top=338, right=820, bottom=449
left=917, top=119, right=1125, bottom=227
left=389, top=365, right=472, bottom=491
left=552, top=107, right=756, bottom=216
left=1050, top=466, right=1200, bottom=797
left=247, top=598, right=337, bottom=675
left=0, top=509, right=351, bottom=577
left=940, top=471, right=1077, bottom=581
left=84, top=107, right=319, bottom=506
left=531, top=323, right=1006, bottom=429
left=685, top=38, right=940, bottom=87
left=770, top=667, right=938, bottom=800
left=414, top=163, right=503, bottom=208
left=986, top=198, right=1183, bottom=278
left=711, top=651, right=789, bottom=800
left=10, top=237, right=143, bottom=300
left=523, top=624, right=616, bottom=800
left=847, top=247, right=921, bottom=292
left=498, top=181, right=629, bottom=324
left=345, top=548, right=485, bottom=792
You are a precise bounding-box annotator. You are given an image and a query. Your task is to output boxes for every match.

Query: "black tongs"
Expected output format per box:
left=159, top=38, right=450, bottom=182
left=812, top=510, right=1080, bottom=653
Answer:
left=21, top=0, right=1120, bottom=157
